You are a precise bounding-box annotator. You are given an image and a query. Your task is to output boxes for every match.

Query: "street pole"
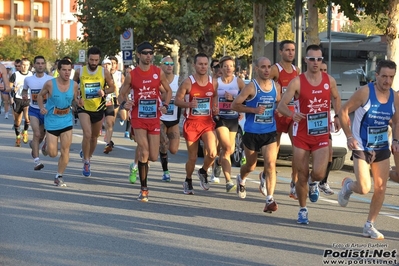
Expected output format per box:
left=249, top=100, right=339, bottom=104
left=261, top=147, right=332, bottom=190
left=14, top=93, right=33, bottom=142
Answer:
left=295, top=0, right=302, bottom=71
left=327, top=0, right=332, bottom=74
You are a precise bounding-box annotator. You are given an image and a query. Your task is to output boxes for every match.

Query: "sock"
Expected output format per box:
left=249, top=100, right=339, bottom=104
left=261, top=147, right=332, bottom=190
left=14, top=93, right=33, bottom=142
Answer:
left=300, top=207, right=308, bottom=211
left=199, top=168, right=207, bottom=175
left=24, top=121, right=30, bottom=131
left=365, top=221, right=373, bottom=227
left=320, top=162, right=332, bottom=185
left=160, top=152, right=168, bottom=172
left=34, top=157, right=40, bottom=163
left=56, top=173, right=62, bottom=178
left=125, top=120, right=131, bottom=131
left=14, top=125, right=20, bottom=136
left=138, top=161, right=148, bottom=188
left=185, top=177, right=193, bottom=188
left=266, top=195, right=273, bottom=202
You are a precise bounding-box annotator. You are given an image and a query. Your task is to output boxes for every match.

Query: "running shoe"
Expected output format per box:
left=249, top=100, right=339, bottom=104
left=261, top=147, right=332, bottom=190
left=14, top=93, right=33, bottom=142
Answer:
left=318, top=182, right=334, bottom=196
left=258, top=172, right=266, bottom=196
left=263, top=199, right=278, bottom=213
left=241, top=156, right=246, bottom=166
left=79, top=149, right=83, bottom=159
left=226, top=181, right=236, bottom=193
left=54, top=176, right=67, bottom=187
left=41, top=141, right=48, bottom=156
left=22, top=130, right=28, bottom=144
left=162, top=171, right=171, bottom=182
left=124, top=131, right=130, bottom=138
left=129, top=163, right=137, bottom=184
left=82, top=161, right=91, bottom=177
left=137, top=189, right=149, bottom=202
left=308, top=182, right=319, bottom=203
left=236, top=174, right=246, bottom=199
left=119, top=120, right=125, bottom=126
left=183, top=181, right=194, bottom=195
left=15, top=136, right=21, bottom=147
left=210, top=176, right=220, bottom=183
left=34, top=162, right=44, bottom=171
left=197, top=169, right=209, bottom=190
left=362, top=223, right=384, bottom=240
left=338, top=177, right=353, bottom=207
left=297, top=208, right=309, bottom=224
left=289, top=181, right=298, bottom=200
left=213, top=157, right=222, bottom=178
left=103, top=143, right=113, bottom=154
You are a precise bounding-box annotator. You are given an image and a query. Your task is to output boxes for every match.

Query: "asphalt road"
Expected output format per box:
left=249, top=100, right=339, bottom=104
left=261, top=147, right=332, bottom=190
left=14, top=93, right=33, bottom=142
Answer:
left=0, top=115, right=398, bottom=266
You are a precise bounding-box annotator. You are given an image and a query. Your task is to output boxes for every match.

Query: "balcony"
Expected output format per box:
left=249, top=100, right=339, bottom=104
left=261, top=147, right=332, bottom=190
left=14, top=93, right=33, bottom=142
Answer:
left=14, top=14, right=31, bottom=21
left=0, top=13, right=11, bottom=20
left=34, top=15, right=50, bottom=23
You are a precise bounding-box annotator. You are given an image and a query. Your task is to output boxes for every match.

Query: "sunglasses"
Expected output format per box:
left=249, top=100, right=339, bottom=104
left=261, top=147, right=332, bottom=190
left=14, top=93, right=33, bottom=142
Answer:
left=140, top=51, right=154, bottom=55
left=306, top=57, right=323, bottom=62
left=163, top=62, right=174, bottom=66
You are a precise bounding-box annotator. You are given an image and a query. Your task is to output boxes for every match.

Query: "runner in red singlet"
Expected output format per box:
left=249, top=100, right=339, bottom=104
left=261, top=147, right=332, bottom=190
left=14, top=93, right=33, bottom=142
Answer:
left=278, top=45, right=341, bottom=225
left=270, top=40, right=300, bottom=200
left=118, top=41, right=172, bottom=202
left=174, top=53, right=218, bottom=195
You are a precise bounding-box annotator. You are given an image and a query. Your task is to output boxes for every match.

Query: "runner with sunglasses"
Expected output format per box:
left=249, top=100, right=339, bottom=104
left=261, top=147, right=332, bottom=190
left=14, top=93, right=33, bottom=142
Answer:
left=278, top=45, right=341, bottom=224
left=159, top=56, right=180, bottom=182
left=119, top=41, right=172, bottom=202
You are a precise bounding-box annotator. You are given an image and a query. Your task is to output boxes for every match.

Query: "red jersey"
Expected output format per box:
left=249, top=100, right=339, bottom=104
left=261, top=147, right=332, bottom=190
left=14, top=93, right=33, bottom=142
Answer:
left=129, top=65, right=162, bottom=122
left=184, top=75, right=215, bottom=121
left=293, top=72, right=331, bottom=138
left=276, top=63, right=298, bottom=94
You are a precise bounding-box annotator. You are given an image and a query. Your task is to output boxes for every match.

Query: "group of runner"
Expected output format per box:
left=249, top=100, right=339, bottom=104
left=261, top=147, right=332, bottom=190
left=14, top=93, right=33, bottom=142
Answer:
left=2, top=40, right=398, bottom=240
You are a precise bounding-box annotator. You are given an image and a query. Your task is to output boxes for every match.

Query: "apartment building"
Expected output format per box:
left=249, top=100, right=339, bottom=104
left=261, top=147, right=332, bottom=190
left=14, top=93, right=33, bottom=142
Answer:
left=0, top=0, right=82, bottom=41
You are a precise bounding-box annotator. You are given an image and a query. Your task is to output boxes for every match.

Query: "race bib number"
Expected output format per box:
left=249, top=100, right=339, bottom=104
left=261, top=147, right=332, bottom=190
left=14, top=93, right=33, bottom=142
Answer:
left=367, top=126, right=388, bottom=149
left=191, top=97, right=210, bottom=116
left=307, top=111, right=328, bottom=135
left=165, top=98, right=176, bottom=116
left=254, top=102, right=274, bottom=123
left=31, top=89, right=47, bottom=105
left=138, top=99, right=157, bottom=118
left=218, top=96, right=236, bottom=116
left=53, top=106, right=71, bottom=115
left=84, top=82, right=101, bottom=99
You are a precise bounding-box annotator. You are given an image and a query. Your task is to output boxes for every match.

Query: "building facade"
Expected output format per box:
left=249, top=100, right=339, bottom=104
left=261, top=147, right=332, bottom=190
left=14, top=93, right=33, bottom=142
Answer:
left=0, top=0, right=82, bottom=41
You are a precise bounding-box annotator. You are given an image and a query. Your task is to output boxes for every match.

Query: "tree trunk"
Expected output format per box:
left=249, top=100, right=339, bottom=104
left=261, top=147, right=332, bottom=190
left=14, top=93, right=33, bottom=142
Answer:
left=387, top=0, right=399, bottom=91
left=178, top=43, right=197, bottom=84
left=252, top=3, right=266, bottom=70
left=306, top=0, right=320, bottom=46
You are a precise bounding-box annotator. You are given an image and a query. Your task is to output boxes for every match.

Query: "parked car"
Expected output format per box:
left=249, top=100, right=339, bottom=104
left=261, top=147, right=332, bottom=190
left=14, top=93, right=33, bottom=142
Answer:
left=232, top=111, right=348, bottom=170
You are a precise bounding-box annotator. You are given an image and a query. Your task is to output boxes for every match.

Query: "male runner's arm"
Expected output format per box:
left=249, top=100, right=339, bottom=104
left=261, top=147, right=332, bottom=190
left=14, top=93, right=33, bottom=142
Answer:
left=212, top=78, right=219, bottom=116
left=118, top=72, right=133, bottom=110
left=99, top=68, right=115, bottom=97
left=277, top=77, right=305, bottom=122
left=231, top=81, right=264, bottom=114
left=338, top=85, right=368, bottom=150
left=391, top=92, right=399, bottom=153
left=269, top=65, right=279, bottom=82
left=37, top=79, right=52, bottom=115
left=0, top=64, right=10, bottom=92
left=72, top=68, right=80, bottom=83
left=328, top=75, right=341, bottom=131
left=174, top=78, right=197, bottom=109
left=73, top=81, right=82, bottom=108
left=159, top=69, right=172, bottom=108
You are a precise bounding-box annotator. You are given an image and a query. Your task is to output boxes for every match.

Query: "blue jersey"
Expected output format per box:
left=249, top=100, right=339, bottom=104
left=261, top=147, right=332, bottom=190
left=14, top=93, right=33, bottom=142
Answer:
left=44, top=79, right=74, bottom=131
left=244, top=79, right=277, bottom=134
left=352, top=82, right=395, bottom=151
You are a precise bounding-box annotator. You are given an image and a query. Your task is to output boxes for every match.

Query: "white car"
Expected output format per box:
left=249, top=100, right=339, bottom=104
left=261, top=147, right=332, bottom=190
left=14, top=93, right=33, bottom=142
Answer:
left=232, top=112, right=348, bottom=170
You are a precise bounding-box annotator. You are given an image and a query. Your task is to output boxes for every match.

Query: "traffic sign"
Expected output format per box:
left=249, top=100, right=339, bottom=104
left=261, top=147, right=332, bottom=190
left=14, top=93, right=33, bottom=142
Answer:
left=78, top=49, right=86, bottom=62
left=122, top=50, right=133, bottom=65
left=120, top=28, right=134, bottom=51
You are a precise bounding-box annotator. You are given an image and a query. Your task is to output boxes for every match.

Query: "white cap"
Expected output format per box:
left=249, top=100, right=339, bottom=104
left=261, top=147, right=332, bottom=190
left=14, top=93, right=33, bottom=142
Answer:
left=102, top=58, right=111, bottom=65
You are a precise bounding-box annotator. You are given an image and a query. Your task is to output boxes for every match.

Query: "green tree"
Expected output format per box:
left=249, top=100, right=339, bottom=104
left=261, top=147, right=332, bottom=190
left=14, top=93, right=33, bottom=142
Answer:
left=0, top=35, right=28, bottom=60
left=56, top=39, right=88, bottom=63
left=26, top=38, right=58, bottom=63
left=341, top=15, right=386, bottom=36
